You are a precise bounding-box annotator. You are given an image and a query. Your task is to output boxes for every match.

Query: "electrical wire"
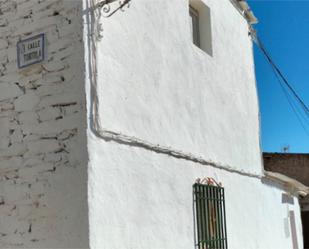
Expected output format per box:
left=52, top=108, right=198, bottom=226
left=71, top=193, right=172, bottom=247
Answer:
left=255, top=35, right=309, bottom=116
left=252, top=32, right=309, bottom=137
left=278, top=77, right=309, bottom=136
left=263, top=44, right=309, bottom=129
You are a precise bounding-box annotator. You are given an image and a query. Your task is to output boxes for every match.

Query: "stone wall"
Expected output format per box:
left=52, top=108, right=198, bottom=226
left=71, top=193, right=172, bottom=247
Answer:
left=0, top=0, right=88, bottom=248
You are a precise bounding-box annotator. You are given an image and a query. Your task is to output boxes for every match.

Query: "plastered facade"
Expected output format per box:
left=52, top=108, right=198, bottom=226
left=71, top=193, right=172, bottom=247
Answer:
left=0, top=0, right=88, bottom=248
left=83, top=0, right=304, bottom=248
left=86, top=0, right=263, bottom=175
left=87, top=141, right=303, bottom=249
left=0, top=0, right=305, bottom=248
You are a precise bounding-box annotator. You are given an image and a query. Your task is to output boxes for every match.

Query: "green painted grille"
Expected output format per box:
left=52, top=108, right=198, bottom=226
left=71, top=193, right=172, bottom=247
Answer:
left=193, top=183, right=228, bottom=249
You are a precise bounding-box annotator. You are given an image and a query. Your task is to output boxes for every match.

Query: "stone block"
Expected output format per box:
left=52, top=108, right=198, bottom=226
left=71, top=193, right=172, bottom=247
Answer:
left=38, top=93, right=78, bottom=108
left=10, top=128, right=24, bottom=144
left=14, top=92, right=40, bottom=112
left=0, top=143, right=27, bottom=158
left=0, top=137, right=10, bottom=150
left=0, top=84, right=23, bottom=101
left=26, top=140, right=61, bottom=155
left=37, top=107, right=61, bottom=122
left=0, top=117, right=10, bottom=138
left=18, top=112, right=39, bottom=125
left=0, top=39, right=8, bottom=50
left=0, top=157, right=23, bottom=171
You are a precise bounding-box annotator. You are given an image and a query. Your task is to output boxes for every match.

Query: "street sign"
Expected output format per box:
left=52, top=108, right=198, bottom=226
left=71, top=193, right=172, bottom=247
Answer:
left=17, top=33, right=45, bottom=69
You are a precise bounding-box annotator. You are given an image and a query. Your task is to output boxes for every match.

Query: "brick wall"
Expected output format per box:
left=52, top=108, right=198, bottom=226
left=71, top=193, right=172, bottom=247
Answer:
left=0, top=0, right=88, bottom=248
left=264, top=153, right=309, bottom=186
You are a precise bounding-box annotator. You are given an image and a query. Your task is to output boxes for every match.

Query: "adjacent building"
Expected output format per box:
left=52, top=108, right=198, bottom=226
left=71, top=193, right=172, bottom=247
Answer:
left=0, top=0, right=306, bottom=248
left=264, top=152, right=309, bottom=249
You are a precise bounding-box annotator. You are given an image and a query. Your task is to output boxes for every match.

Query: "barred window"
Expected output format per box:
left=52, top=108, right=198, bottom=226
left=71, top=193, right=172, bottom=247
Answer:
left=193, top=183, right=228, bottom=249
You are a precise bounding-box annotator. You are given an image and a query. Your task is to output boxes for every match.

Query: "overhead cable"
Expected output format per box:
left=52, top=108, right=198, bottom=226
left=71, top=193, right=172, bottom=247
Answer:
left=253, top=33, right=309, bottom=115
left=251, top=31, right=309, bottom=137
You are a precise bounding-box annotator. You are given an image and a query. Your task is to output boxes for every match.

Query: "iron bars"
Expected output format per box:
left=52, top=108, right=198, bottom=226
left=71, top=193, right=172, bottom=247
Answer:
left=193, top=183, right=228, bottom=249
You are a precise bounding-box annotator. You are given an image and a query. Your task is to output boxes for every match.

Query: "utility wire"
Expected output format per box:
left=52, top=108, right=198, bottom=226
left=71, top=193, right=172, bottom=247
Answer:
left=254, top=34, right=309, bottom=116
left=266, top=46, right=309, bottom=129
left=273, top=65, right=309, bottom=136
left=264, top=44, right=309, bottom=128
left=251, top=31, right=309, bottom=137
left=277, top=75, right=309, bottom=136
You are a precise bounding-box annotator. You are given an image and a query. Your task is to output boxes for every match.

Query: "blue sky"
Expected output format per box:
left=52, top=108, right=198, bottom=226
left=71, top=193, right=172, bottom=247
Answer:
left=248, top=0, right=309, bottom=153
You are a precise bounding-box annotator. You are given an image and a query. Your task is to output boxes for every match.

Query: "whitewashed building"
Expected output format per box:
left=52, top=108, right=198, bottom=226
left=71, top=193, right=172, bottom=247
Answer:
left=0, top=0, right=307, bottom=248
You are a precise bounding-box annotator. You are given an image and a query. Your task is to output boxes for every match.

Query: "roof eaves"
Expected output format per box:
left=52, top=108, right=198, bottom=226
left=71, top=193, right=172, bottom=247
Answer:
left=230, top=0, right=258, bottom=25
left=264, top=171, right=309, bottom=197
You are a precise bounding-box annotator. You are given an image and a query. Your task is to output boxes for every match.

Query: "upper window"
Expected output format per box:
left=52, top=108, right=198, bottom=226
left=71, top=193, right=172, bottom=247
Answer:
left=193, top=183, right=228, bottom=249
left=189, top=0, right=213, bottom=56
left=189, top=6, right=200, bottom=48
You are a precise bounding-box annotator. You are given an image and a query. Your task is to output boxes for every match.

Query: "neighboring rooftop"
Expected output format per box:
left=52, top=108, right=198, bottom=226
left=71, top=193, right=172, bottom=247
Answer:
left=264, top=153, right=309, bottom=186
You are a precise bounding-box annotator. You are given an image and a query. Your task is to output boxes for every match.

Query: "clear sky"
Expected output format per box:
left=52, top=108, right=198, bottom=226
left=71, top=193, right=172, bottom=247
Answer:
left=248, top=0, right=309, bottom=153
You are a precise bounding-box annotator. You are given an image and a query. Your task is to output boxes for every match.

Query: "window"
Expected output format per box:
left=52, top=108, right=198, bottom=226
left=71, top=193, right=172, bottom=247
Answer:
left=193, top=183, right=228, bottom=249
left=189, top=0, right=212, bottom=56
left=189, top=6, right=200, bottom=47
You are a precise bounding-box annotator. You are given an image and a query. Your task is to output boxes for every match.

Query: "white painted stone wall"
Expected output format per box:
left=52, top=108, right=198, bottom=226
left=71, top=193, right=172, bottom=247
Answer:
left=0, top=0, right=304, bottom=248
left=83, top=0, right=304, bottom=248
left=87, top=141, right=303, bottom=249
left=87, top=0, right=262, bottom=175
left=0, top=0, right=88, bottom=248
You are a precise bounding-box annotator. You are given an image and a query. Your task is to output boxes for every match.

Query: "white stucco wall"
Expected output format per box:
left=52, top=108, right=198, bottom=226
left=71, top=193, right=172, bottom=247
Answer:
left=83, top=0, right=304, bottom=248
left=88, top=0, right=262, bottom=175
left=0, top=0, right=88, bottom=248
left=87, top=140, right=303, bottom=249
left=0, top=0, right=302, bottom=248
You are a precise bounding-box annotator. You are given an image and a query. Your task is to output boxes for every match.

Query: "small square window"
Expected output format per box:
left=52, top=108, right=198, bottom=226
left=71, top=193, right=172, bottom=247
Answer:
left=189, top=0, right=213, bottom=56
left=189, top=6, right=200, bottom=48
left=193, top=183, right=228, bottom=249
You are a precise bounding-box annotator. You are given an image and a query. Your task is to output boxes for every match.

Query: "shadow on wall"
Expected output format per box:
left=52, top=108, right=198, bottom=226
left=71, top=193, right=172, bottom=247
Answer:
left=84, top=0, right=101, bottom=136
left=261, top=178, right=300, bottom=249
left=83, top=0, right=130, bottom=138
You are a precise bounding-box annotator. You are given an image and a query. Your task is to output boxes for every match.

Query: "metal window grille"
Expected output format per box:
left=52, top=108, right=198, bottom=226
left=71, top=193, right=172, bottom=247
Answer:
left=193, top=183, right=228, bottom=249
left=189, top=6, right=200, bottom=47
